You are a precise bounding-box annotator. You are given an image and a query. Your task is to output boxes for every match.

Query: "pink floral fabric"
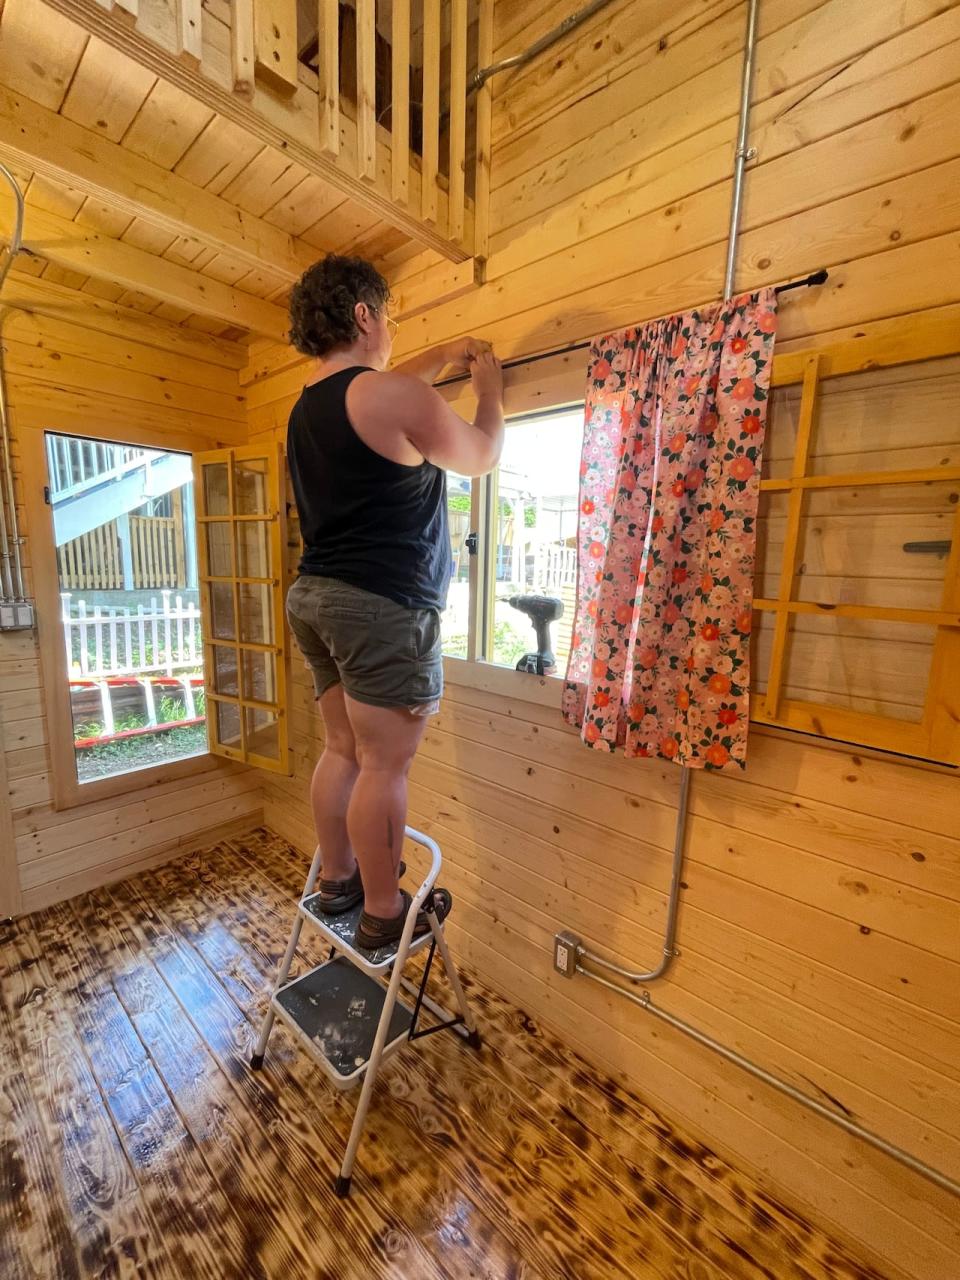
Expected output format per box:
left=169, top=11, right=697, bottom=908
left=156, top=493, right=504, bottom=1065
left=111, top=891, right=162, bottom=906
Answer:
left=562, top=289, right=778, bottom=770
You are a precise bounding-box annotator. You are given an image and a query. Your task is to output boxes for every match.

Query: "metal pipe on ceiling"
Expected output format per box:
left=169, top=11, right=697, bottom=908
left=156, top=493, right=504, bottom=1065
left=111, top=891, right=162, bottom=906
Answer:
left=469, top=0, right=616, bottom=94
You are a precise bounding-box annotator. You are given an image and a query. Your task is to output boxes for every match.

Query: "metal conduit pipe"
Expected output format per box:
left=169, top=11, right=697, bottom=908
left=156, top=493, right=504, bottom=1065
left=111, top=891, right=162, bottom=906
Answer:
left=470, top=0, right=616, bottom=93
left=722, top=0, right=761, bottom=299
left=579, top=965, right=960, bottom=1200
left=576, top=767, right=689, bottom=983
left=0, top=161, right=26, bottom=604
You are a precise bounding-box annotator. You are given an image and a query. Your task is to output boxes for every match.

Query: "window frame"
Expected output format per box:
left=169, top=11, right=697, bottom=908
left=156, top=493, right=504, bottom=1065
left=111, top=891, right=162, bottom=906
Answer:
left=193, top=442, right=291, bottom=774
left=24, top=420, right=216, bottom=812
left=439, top=317, right=960, bottom=767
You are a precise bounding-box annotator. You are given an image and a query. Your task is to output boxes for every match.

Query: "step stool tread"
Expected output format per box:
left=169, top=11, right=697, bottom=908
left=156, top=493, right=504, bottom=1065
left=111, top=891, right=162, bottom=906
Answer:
left=300, top=893, right=434, bottom=972
left=273, top=956, right=413, bottom=1087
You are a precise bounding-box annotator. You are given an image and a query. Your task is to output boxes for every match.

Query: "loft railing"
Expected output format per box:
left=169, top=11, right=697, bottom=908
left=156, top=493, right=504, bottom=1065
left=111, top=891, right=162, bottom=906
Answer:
left=79, top=0, right=492, bottom=259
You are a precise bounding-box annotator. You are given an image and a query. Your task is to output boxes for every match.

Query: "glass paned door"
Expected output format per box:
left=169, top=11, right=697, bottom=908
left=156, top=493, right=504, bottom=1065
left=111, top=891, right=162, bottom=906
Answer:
left=193, top=444, right=290, bottom=773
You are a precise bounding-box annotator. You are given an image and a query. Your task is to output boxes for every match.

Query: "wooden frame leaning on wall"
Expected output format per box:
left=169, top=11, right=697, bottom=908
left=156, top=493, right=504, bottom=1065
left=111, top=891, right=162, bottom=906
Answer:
left=437, top=309, right=960, bottom=768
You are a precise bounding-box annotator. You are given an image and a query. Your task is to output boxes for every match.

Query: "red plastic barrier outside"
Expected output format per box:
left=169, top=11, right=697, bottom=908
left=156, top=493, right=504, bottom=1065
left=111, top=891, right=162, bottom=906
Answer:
left=74, top=716, right=205, bottom=750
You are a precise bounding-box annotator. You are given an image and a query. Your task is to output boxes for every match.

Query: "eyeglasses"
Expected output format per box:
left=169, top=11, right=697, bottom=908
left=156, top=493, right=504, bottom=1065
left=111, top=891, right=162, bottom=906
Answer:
left=385, top=314, right=399, bottom=337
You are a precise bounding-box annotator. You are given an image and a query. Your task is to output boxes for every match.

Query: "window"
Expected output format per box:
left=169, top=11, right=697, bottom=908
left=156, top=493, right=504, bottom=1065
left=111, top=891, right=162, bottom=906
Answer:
left=45, top=432, right=206, bottom=785
left=442, top=471, right=473, bottom=658
left=440, top=410, right=584, bottom=669
left=486, top=411, right=583, bottom=669
left=443, top=323, right=960, bottom=766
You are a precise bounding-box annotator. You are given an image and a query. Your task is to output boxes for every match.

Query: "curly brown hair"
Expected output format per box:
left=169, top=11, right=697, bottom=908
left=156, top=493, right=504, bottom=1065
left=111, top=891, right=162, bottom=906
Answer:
left=288, top=254, right=390, bottom=357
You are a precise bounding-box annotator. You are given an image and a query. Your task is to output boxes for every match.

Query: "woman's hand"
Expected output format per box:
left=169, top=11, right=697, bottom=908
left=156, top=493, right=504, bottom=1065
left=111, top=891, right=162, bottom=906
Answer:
left=444, top=336, right=492, bottom=370
left=470, top=349, right=503, bottom=401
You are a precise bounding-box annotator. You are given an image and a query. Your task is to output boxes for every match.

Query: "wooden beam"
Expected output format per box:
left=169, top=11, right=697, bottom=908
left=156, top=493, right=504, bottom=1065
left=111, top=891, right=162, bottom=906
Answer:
left=4, top=205, right=288, bottom=339
left=0, top=275, right=247, bottom=368
left=93, top=0, right=137, bottom=17
left=473, top=0, right=493, bottom=260
left=356, top=0, right=376, bottom=181
left=317, top=0, right=340, bottom=156
left=254, top=0, right=298, bottom=95
left=38, top=0, right=471, bottom=260
left=390, top=257, right=479, bottom=321
left=761, top=465, right=960, bottom=493
left=763, top=355, right=821, bottom=722
left=448, top=0, right=467, bottom=243
left=176, top=0, right=203, bottom=66
left=391, top=0, right=410, bottom=203
left=752, top=599, right=960, bottom=628
left=421, top=0, right=440, bottom=224
left=0, top=83, right=314, bottom=282
left=231, top=0, right=256, bottom=98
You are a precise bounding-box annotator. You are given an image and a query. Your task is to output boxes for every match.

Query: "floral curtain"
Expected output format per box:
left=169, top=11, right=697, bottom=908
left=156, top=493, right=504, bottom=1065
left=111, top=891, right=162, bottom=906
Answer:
left=561, top=289, right=778, bottom=770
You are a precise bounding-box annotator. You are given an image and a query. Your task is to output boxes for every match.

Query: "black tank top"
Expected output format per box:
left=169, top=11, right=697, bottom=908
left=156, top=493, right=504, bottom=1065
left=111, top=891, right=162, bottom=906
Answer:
left=286, top=366, right=451, bottom=611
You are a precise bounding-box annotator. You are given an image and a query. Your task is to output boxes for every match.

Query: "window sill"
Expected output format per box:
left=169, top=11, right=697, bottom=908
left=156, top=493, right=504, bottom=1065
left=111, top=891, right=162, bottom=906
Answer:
left=443, top=655, right=563, bottom=708
left=440, top=657, right=957, bottom=776
left=51, top=750, right=218, bottom=812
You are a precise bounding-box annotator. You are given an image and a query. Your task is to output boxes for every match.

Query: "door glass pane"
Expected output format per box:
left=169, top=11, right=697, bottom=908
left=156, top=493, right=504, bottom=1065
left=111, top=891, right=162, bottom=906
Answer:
left=202, top=461, right=230, bottom=515
left=211, top=644, right=239, bottom=697
left=46, top=432, right=206, bottom=784
left=490, top=413, right=583, bottom=670
left=215, top=699, right=242, bottom=749
left=237, top=521, right=272, bottom=578
left=242, top=648, right=276, bottom=702
left=210, top=581, right=236, bottom=639
left=244, top=705, right=280, bottom=759
left=205, top=522, right=233, bottom=577
left=239, top=582, right=273, bottom=644
left=443, top=472, right=471, bottom=657
left=234, top=456, right=270, bottom=515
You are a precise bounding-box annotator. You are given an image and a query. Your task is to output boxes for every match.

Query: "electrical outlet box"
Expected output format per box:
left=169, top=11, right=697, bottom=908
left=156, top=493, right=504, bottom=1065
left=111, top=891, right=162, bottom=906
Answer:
left=0, top=600, right=35, bottom=631
left=553, top=930, right=581, bottom=978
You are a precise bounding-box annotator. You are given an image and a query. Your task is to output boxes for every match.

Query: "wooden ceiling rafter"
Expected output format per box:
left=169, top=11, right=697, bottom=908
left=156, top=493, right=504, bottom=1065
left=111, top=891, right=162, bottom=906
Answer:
left=0, top=82, right=316, bottom=283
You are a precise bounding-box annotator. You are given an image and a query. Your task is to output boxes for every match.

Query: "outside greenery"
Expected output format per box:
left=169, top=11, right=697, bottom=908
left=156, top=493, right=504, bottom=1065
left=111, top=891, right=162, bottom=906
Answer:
left=74, top=689, right=207, bottom=781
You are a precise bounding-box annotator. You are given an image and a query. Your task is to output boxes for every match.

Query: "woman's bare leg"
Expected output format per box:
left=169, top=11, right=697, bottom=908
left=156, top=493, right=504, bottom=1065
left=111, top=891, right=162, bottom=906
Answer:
left=311, top=683, right=359, bottom=881
left=343, top=695, right=427, bottom=919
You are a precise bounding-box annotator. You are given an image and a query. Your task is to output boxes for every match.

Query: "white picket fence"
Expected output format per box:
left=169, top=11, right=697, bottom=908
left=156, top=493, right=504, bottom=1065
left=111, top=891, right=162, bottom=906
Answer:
left=532, top=542, right=578, bottom=591
left=61, top=590, right=202, bottom=678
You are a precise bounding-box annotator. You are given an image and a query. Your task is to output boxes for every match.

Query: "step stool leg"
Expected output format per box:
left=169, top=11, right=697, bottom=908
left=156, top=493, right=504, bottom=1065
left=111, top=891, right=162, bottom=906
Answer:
left=251, top=847, right=323, bottom=1070
left=336, top=929, right=416, bottom=1195
left=429, top=914, right=480, bottom=1047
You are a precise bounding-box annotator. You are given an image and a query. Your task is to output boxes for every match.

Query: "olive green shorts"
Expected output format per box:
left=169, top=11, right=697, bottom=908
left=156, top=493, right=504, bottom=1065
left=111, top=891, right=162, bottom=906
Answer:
left=286, top=576, right=443, bottom=714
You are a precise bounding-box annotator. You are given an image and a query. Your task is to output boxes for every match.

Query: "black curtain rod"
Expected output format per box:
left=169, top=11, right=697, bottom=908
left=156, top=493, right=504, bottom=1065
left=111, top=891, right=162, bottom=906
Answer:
left=435, top=269, right=829, bottom=388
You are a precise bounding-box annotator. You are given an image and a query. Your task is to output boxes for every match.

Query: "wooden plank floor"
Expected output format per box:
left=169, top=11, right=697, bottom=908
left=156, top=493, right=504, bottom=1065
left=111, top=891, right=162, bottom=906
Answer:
left=0, top=826, right=888, bottom=1280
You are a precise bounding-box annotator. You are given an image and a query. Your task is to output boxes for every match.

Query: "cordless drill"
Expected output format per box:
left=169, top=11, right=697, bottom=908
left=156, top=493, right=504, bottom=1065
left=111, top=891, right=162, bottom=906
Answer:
left=508, top=594, right=564, bottom=675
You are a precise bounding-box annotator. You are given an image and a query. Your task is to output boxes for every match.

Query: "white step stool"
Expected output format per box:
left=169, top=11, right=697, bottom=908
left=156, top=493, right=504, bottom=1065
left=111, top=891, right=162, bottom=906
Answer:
left=250, top=826, right=480, bottom=1196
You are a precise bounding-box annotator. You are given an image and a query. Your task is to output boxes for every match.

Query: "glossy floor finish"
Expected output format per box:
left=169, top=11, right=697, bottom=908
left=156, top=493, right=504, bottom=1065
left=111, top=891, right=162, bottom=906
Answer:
left=0, top=827, right=885, bottom=1280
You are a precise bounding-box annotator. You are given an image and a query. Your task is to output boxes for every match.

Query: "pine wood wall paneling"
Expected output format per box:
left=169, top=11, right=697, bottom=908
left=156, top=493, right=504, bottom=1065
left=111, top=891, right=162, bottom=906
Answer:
left=0, top=306, right=262, bottom=911
left=244, top=4, right=960, bottom=1276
